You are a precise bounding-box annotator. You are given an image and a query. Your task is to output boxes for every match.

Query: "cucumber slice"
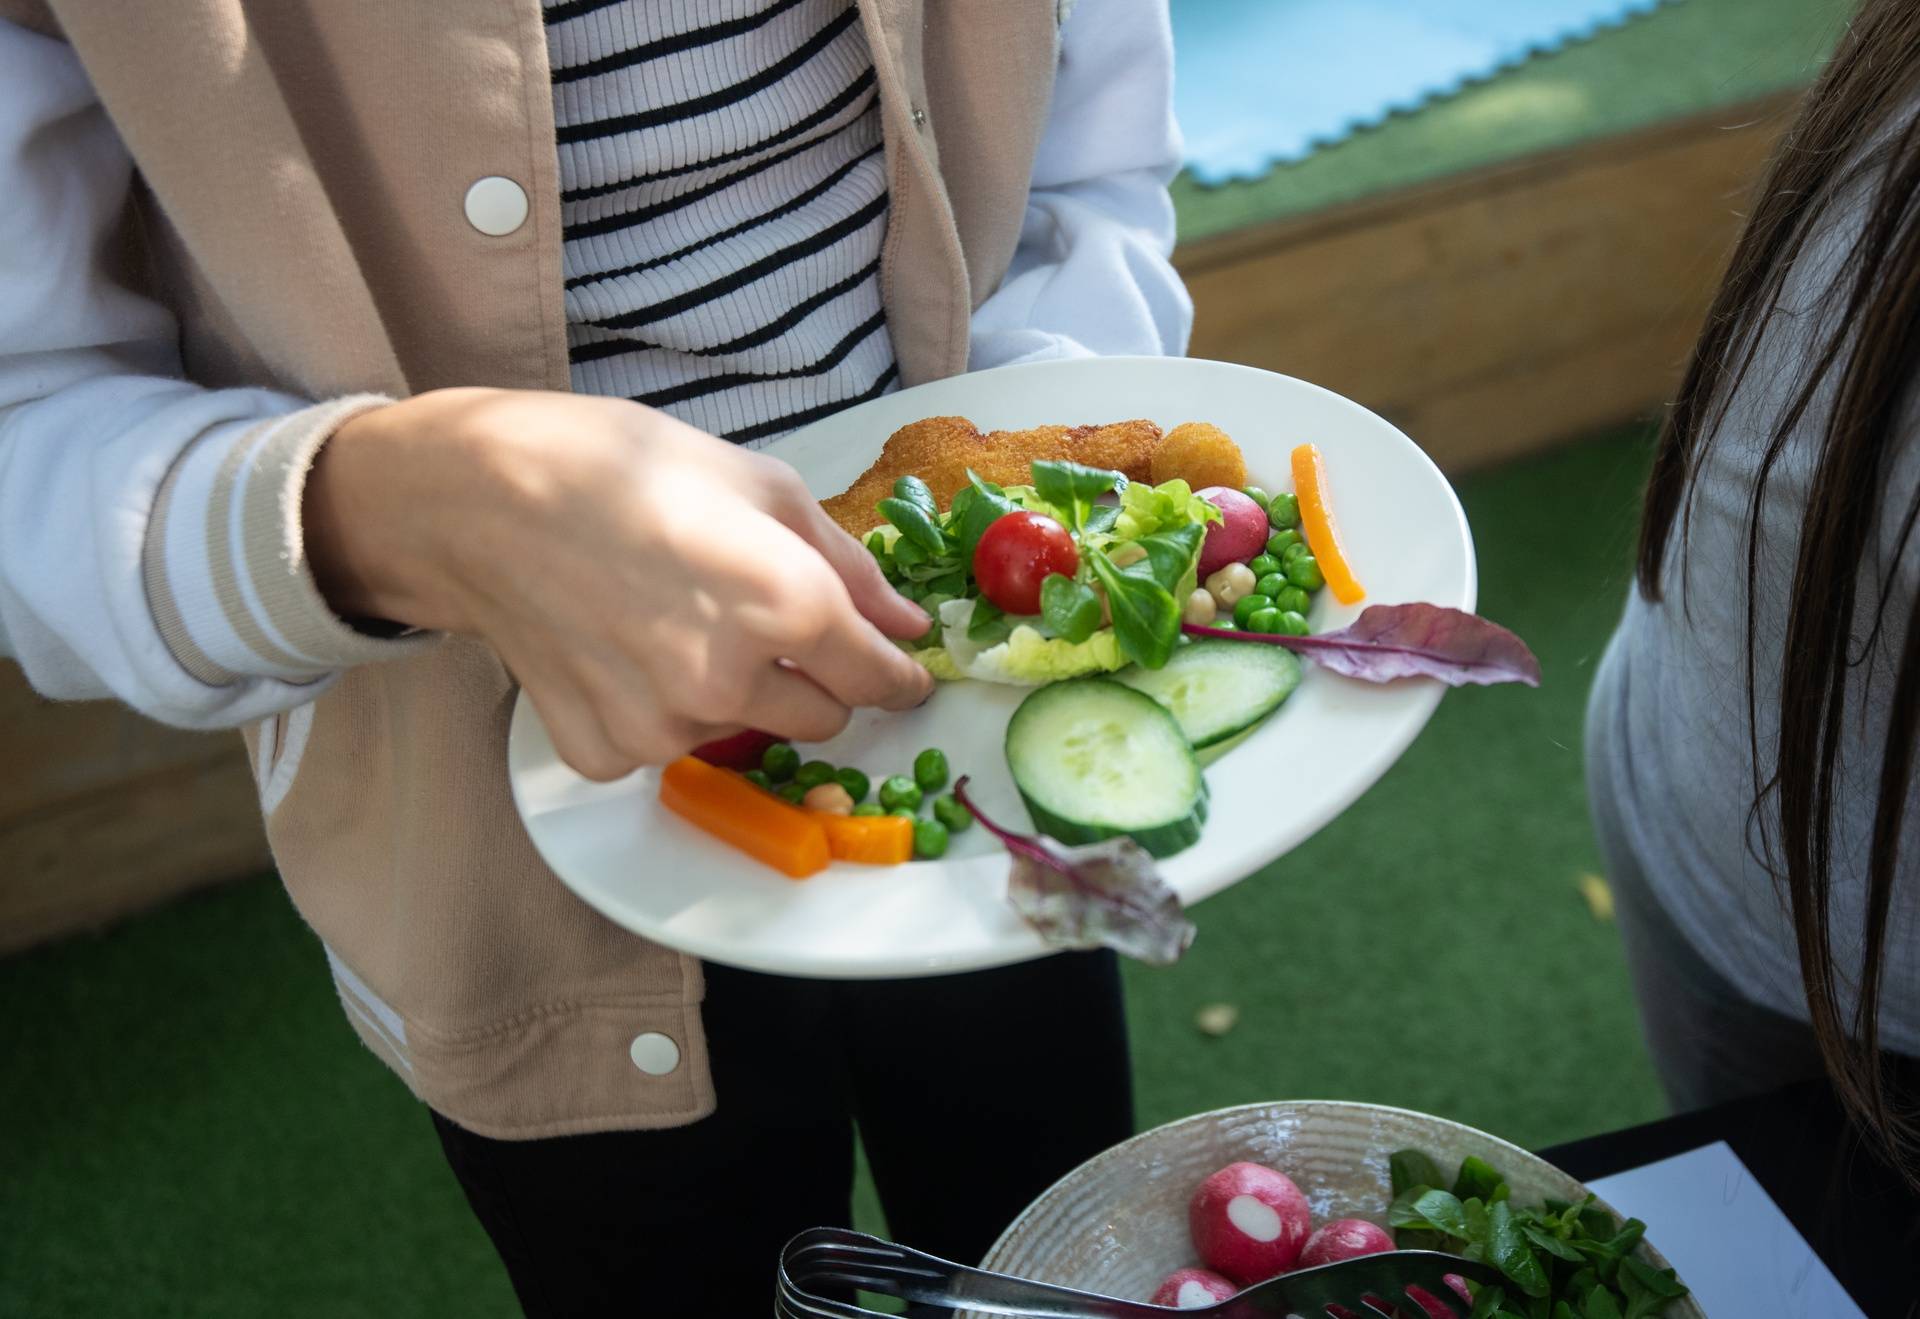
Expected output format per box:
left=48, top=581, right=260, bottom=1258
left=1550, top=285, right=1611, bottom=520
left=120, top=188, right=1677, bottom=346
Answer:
left=1005, top=679, right=1207, bottom=858
left=1112, top=639, right=1301, bottom=749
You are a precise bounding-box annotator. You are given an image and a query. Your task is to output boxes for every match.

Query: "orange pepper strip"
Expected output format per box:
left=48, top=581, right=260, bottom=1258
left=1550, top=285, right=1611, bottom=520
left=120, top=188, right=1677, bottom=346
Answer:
left=659, top=757, right=829, bottom=879
left=1289, top=442, right=1366, bottom=605
left=815, top=811, right=914, bottom=865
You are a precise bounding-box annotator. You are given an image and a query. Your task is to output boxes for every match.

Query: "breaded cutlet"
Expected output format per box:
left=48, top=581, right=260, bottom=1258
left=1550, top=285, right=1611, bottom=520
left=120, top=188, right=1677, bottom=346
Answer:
left=820, top=416, right=1163, bottom=535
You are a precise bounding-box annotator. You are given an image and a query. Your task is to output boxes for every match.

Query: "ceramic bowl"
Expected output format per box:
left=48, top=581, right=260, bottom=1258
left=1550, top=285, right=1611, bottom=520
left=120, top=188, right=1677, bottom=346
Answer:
left=978, top=1100, right=1705, bottom=1317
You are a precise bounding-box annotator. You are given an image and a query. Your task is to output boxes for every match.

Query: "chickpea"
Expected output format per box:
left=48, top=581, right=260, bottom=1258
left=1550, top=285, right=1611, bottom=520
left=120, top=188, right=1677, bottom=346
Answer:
left=1108, top=542, right=1148, bottom=568
left=1183, top=588, right=1218, bottom=626
left=1205, top=562, right=1258, bottom=610
left=802, top=783, right=854, bottom=815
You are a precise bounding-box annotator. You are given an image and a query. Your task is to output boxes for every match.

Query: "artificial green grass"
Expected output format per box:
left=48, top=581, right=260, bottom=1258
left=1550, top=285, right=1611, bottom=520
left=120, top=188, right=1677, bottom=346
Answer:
left=1173, top=0, right=1854, bottom=244
left=0, top=426, right=1665, bottom=1317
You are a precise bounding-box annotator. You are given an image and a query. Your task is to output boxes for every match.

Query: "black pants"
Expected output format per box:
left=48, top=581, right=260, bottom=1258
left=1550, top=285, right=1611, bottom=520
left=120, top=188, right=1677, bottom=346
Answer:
left=433, top=952, right=1133, bottom=1318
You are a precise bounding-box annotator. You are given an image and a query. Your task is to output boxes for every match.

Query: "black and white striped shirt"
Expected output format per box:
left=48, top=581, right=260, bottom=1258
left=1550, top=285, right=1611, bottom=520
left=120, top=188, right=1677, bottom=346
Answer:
left=544, top=0, right=898, bottom=445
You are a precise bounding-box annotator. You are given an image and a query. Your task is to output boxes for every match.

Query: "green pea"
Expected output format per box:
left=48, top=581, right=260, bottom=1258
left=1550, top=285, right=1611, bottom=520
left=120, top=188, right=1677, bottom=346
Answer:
left=1267, top=491, right=1301, bottom=530
left=1246, top=606, right=1284, bottom=634
left=913, top=818, right=951, bottom=860
left=1246, top=553, right=1283, bottom=579
left=1254, top=572, right=1289, bottom=600
left=761, top=743, right=800, bottom=783
left=834, top=767, right=871, bottom=803
left=1281, top=542, right=1310, bottom=567
left=776, top=783, right=807, bottom=805
left=913, top=748, right=950, bottom=793
left=794, top=759, right=837, bottom=790
left=742, top=769, right=773, bottom=791
left=851, top=802, right=885, bottom=818
left=1266, top=528, right=1303, bottom=558
left=1285, top=554, right=1325, bottom=591
left=1233, top=592, right=1274, bottom=628
left=932, top=794, right=973, bottom=832
left=879, top=775, right=923, bottom=813
left=889, top=807, right=920, bottom=819
left=1273, top=585, right=1311, bottom=615
left=1210, top=619, right=1238, bottom=631
left=1241, top=486, right=1272, bottom=513
left=1277, top=610, right=1311, bottom=636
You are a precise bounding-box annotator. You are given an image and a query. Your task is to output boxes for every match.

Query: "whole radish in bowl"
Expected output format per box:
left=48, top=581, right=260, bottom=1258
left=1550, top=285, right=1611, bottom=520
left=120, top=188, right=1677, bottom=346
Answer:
left=1187, top=1160, right=1311, bottom=1284
left=1297, top=1217, right=1394, bottom=1268
left=1194, top=487, right=1269, bottom=578
left=1149, top=1267, right=1237, bottom=1309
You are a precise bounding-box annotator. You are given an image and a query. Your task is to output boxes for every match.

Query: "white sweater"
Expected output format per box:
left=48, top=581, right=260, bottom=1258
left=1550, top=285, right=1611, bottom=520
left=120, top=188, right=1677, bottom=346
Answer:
left=0, top=0, right=1191, bottom=729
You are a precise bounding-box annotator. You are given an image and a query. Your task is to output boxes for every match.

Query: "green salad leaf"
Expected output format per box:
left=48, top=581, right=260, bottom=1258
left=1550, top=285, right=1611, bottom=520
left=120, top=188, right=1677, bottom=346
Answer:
left=878, top=496, right=948, bottom=555
left=1040, top=573, right=1102, bottom=644
left=1390, top=1187, right=1472, bottom=1239
left=891, top=474, right=938, bottom=519
left=1387, top=1149, right=1689, bottom=1319
left=949, top=471, right=1020, bottom=565
left=1125, top=523, right=1207, bottom=595
left=967, top=597, right=1014, bottom=646
left=1489, top=1200, right=1550, bottom=1297
left=1091, top=551, right=1180, bottom=670
left=1391, top=1150, right=1449, bottom=1198
left=1031, top=459, right=1125, bottom=534
left=1454, top=1155, right=1508, bottom=1205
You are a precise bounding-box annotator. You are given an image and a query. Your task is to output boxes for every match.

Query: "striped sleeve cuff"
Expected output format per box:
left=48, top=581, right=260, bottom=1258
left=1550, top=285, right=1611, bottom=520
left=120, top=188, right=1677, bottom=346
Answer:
left=140, top=394, right=432, bottom=686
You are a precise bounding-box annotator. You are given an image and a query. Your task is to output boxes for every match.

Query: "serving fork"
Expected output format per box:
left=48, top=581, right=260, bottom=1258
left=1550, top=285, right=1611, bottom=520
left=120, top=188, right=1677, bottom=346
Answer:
left=776, top=1226, right=1503, bottom=1319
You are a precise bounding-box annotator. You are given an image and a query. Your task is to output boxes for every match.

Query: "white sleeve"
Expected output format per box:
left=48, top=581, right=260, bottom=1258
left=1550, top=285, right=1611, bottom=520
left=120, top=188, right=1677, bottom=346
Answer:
left=965, top=0, right=1193, bottom=370
left=0, top=20, right=415, bottom=730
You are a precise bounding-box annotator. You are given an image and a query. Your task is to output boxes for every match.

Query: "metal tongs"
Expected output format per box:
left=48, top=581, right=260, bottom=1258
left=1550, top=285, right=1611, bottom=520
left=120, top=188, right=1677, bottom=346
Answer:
left=776, top=1226, right=1501, bottom=1318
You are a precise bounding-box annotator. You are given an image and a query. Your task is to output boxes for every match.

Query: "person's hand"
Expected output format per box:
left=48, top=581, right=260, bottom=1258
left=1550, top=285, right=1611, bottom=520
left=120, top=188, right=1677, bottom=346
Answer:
left=304, top=388, right=933, bottom=780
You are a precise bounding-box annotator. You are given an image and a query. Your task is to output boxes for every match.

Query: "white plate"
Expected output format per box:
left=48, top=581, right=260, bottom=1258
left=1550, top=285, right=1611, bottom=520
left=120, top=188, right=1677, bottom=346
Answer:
left=508, top=356, right=1474, bottom=978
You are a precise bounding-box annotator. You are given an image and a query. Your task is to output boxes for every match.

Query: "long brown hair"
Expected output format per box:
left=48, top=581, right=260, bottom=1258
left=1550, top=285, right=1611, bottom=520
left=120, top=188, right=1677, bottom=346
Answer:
left=1638, top=0, right=1920, bottom=1171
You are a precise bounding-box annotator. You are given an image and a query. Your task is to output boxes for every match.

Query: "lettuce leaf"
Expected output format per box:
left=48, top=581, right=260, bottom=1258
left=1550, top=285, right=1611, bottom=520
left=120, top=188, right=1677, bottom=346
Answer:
left=937, top=598, right=1126, bottom=686
left=1112, top=477, right=1221, bottom=542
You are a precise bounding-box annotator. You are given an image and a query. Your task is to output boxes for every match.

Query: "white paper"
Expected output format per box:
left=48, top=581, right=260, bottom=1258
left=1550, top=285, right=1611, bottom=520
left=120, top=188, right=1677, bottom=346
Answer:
left=1589, top=1141, right=1867, bottom=1319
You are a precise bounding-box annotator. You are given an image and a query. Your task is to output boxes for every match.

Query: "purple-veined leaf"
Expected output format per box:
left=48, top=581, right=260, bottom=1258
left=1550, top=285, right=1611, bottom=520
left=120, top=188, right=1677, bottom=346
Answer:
left=1185, top=603, right=1541, bottom=687
left=953, top=778, right=1195, bottom=966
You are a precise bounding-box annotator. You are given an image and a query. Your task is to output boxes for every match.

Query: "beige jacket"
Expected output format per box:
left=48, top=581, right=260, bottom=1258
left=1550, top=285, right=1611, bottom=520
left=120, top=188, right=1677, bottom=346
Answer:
left=0, top=0, right=1174, bottom=1137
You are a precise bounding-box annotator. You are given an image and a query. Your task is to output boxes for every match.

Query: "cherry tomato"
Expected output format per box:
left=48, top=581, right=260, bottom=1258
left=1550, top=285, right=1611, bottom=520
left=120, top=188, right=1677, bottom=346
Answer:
left=972, top=511, right=1078, bottom=616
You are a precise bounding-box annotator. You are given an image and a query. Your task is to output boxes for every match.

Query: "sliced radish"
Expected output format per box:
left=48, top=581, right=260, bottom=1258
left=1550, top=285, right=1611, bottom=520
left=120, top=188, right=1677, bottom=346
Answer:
left=1297, top=1217, right=1394, bottom=1268
left=1187, top=1161, right=1311, bottom=1284
left=1148, top=1267, right=1237, bottom=1309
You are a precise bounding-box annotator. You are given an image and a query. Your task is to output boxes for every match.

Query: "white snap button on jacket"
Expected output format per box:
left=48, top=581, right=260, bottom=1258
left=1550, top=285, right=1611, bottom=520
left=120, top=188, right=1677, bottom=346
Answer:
left=628, top=1031, right=681, bottom=1076
left=463, top=176, right=528, bottom=237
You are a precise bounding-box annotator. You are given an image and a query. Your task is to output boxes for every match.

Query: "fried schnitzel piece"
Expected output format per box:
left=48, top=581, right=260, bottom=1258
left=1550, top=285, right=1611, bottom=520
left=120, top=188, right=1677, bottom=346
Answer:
left=967, top=419, right=1163, bottom=494
left=819, top=416, right=986, bottom=535
left=819, top=416, right=1164, bottom=535
left=1151, top=421, right=1246, bottom=491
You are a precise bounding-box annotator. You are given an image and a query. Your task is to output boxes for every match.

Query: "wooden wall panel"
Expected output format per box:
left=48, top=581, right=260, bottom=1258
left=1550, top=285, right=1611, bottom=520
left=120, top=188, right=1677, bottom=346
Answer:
left=1176, top=95, right=1796, bottom=471
left=0, top=664, right=267, bottom=955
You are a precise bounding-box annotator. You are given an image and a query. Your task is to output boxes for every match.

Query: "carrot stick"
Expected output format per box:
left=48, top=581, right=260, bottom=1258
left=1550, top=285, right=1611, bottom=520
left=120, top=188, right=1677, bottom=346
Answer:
left=1290, top=442, right=1366, bottom=605
left=658, top=757, right=830, bottom=879
left=815, top=812, right=914, bottom=865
